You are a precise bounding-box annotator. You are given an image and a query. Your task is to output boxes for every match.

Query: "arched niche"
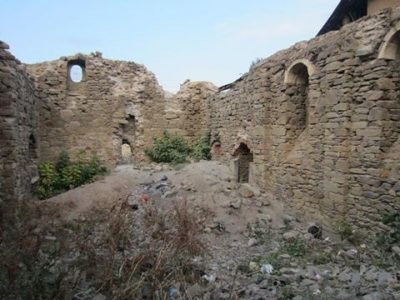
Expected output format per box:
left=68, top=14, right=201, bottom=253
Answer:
left=283, top=59, right=315, bottom=134
left=233, top=143, right=253, bottom=183
left=284, top=59, right=316, bottom=85
left=378, top=25, right=400, bottom=60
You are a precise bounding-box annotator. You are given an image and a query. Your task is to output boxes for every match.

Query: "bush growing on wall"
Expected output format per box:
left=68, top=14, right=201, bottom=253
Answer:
left=145, top=131, right=211, bottom=164
left=37, top=151, right=107, bottom=199
left=190, top=131, right=211, bottom=161
left=145, top=131, right=192, bottom=164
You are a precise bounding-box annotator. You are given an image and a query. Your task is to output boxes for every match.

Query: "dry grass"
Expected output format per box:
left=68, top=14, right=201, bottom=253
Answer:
left=0, top=195, right=207, bottom=299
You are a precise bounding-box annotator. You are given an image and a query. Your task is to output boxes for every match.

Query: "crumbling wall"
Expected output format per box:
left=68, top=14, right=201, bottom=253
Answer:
left=210, top=8, right=400, bottom=228
left=27, top=53, right=166, bottom=166
left=0, top=41, right=38, bottom=201
left=173, top=81, right=217, bottom=142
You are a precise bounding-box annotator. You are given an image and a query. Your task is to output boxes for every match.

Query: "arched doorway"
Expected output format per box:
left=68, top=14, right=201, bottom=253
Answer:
left=115, top=114, right=136, bottom=164
left=233, top=143, right=253, bottom=183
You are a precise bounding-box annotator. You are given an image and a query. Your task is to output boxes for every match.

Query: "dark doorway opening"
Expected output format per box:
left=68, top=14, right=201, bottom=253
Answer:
left=28, top=133, right=37, bottom=159
left=233, top=143, right=253, bottom=183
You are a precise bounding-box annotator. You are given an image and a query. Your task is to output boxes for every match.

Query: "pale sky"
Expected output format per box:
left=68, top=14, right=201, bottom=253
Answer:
left=0, top=0, right=339, bottom=92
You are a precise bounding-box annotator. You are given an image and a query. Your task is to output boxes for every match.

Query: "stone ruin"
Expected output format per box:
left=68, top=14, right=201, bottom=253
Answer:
left=1, top=1, right=400, bottom=230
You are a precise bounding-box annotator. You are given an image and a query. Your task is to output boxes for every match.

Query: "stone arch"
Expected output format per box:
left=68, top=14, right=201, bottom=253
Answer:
left=378, top=25, right=400, bottom=60
left=233, top=142, right=253, bottom=183
left=284, top=59, right=316, bottom=85
left=284, top=59, right=315, bottom=136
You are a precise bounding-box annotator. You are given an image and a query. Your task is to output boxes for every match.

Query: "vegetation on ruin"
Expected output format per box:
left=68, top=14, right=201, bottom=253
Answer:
left=0, top=196, right=206, bottom=299
left=377, top=211, right=400, bottom=251
left=190, top=130, right=212, bottom=161
left=145, top=130, right=211, bottom=164
left=37, top=150, right=107, bottom=199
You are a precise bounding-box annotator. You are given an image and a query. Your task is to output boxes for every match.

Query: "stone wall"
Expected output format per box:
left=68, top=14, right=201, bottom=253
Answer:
left=0, top=41, right=38, bottom=201
left=172, top=81, right=217, bottom=142
left=368, top=0, right=399, bottom=15
left=27, top=53, right=166, bottom=166
left=209, top=8, right=400, bottom=228
left=1, top=7, right=399, bottom=229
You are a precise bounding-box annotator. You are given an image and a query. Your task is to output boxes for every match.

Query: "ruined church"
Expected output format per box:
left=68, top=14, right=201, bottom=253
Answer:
left=1, top=0, right=400, bottom=229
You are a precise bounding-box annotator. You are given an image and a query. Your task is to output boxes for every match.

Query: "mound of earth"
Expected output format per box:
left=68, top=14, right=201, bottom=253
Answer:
left=3, top=161, right=399, bottom=299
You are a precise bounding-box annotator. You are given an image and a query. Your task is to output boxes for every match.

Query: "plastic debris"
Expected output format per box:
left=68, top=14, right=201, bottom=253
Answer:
left=168, top=286, right=179, bottom=299
left=202, top=273, right=216, bottom=283
left=260, top=263, right=274, bottom=274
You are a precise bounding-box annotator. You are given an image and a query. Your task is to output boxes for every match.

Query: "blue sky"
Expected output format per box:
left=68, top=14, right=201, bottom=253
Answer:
left=0, top=0, right=338, bottom=92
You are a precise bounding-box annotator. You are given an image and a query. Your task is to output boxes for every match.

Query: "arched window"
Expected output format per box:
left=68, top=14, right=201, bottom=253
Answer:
left=67, top=59, right=86, bottom=83
left=233, top=143, right=253, bottom=183
left=379, top=29, right=400, bottom=60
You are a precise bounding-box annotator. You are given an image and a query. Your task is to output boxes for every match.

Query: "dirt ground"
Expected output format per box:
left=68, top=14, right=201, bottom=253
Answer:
left=35, top=160, right=400, bottom=300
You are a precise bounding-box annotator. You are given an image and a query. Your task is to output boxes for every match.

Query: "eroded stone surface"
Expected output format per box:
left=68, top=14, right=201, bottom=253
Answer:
left=1, top=7, right=400, bottom=231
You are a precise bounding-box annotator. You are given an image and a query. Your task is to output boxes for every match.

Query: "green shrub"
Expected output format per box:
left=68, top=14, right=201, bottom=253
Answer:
left=145, top=131, right=192, bottom=164
left=55, top=150, right=70, bottom=173
left=37, top=162, right=59, bottom=199
left=145, top=131, right=212, bottom=164
left=37, top=151, right=106, bottom=199
left=377, top=211, right=400, bottom=251
left=191, top=131, right=211, bottom=161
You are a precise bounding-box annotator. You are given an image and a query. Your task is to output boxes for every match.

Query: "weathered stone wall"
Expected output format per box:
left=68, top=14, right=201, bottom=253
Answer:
left=209, top=8, right=400, bottom=228
left=0, top=41, right=38, bottom=201
left=172, top=81, right=217, bottom=142
left=27, top=53, right=166, bottom=166
left=368, top=0, right=399, bottom=15
left=2, top=6, right=400, bottom=229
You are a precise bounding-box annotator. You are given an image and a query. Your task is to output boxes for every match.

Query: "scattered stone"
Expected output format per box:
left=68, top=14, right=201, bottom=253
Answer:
left=162, top=189, right=178, bottom=199
left=92, top=294, right=106, bottom=300
left=362, top=292, right=386, bottom=300
left=239, top=184, right=255, bottom=198
left=303, top=233, right=314, bottom=241
left=344, top=248, right=358, bottom=259
left=187, top=283, right=204, bottom=298
left=230, top=199, right=242, bottom=209
left=154, top=165, right=163, bottom=172
left=283, top=231, right=300, bottom=241
left=249, top=261, right=258, bottom=272
left=248, top=238, right=258, bottom=247
left=392, top=246, right=400, bottom=257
